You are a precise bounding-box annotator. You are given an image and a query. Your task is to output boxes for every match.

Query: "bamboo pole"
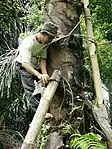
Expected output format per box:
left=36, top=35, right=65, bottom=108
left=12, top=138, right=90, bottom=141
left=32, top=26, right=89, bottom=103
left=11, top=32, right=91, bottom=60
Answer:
left=21, top=70, right=61, bottom=149
left=82, top=0, right=103, bottom=106
left=82, top=2, right=112, bottom=147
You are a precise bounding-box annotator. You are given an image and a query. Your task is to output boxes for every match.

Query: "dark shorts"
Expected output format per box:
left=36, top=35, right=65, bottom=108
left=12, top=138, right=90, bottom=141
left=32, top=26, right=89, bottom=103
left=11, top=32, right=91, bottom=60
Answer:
left=16, top=62, right=41, bottom=112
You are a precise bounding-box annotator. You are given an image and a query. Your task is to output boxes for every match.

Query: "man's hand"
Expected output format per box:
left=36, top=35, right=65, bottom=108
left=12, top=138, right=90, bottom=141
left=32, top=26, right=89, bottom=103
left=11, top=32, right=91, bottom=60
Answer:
left=22, top=62, right=49, bottom=85
left=38, top=74, right=49, bottom=85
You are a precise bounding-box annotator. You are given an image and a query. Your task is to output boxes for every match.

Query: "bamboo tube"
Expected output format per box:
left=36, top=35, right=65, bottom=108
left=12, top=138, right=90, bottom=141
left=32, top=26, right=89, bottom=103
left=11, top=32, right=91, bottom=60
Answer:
left=21, top=70, right=61, bottom=149
left=82, top=0, right=103, bottom=106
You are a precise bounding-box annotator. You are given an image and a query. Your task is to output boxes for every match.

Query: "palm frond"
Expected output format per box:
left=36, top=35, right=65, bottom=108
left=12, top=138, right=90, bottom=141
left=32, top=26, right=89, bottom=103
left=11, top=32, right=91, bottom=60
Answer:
left=0, top=48, right=18, bottom=97
left=70, top=133, right=107, bottom=149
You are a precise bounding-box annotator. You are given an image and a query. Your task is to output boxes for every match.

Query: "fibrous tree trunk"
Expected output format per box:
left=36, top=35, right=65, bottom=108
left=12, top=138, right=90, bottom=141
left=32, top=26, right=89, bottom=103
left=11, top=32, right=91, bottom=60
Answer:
left=44, top=0, right=84, bottom=147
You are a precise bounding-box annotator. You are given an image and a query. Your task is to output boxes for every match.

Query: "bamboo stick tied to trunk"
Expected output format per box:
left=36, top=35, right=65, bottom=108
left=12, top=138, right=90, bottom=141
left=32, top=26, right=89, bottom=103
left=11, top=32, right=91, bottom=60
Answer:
left=82, top=0, right=103, bottom=106
left=81, top=1, right=112, bottom=147
left=21, top=70, right=61, bottom=149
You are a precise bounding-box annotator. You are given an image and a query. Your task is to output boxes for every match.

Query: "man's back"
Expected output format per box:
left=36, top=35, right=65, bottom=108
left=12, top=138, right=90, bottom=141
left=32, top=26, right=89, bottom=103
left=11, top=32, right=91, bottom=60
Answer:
left=16, top=34, right=47, bottom=68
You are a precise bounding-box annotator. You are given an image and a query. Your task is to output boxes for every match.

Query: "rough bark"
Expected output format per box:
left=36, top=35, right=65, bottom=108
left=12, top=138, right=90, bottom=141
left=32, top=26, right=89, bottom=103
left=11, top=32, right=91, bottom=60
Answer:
left=92, top=105, right=112, bottom=144
left=44, top=0, right=84, bottom=147
left=85, top=100, right=112, bottom=148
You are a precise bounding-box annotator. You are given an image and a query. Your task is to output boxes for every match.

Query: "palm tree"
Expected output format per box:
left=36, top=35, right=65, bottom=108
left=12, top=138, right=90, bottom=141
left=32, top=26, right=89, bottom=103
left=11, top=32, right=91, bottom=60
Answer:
left=44, top=0, right=84, bottom=147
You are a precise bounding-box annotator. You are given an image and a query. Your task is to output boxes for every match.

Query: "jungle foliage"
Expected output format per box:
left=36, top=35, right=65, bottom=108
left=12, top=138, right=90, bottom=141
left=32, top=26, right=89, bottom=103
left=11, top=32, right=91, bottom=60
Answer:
left=70, top=133, right=107, bottom=149
left=90, top=0, right=112, bottom=95
left=0, top=0, right=112, bottom=148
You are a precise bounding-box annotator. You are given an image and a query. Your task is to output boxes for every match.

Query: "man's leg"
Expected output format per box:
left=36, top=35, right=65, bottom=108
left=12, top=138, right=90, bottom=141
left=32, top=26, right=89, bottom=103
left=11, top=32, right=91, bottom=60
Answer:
left=16, top=62, right=40, bottom=112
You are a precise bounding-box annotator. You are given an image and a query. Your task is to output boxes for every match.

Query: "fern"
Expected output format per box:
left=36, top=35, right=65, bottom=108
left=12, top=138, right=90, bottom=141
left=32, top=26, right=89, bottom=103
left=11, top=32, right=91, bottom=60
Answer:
left=70, top=133, right=107, bottom=149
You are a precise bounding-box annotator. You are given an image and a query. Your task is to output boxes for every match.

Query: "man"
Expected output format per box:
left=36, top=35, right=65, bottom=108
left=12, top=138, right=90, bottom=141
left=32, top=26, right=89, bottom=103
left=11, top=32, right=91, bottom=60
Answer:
left=16, top=22, right=58, bottom=112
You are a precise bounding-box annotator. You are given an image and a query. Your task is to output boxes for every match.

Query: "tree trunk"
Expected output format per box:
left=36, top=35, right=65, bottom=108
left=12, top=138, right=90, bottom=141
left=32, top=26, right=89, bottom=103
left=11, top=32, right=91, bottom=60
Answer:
left=44, top=0, right=84, bottom=147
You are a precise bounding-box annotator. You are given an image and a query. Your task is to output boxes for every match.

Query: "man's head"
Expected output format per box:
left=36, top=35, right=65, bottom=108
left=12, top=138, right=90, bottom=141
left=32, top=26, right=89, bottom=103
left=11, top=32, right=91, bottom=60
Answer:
left=40, top=22, right=58, bottom=44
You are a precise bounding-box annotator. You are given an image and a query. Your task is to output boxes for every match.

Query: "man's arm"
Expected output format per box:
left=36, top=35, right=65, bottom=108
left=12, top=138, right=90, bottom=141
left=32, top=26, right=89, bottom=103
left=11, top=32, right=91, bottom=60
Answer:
left=40, top=58, right=47, bottom=74
left=22, top=62, right=49, bottom=84
left=22, top=62, right=40, bottom=78
left=22, top=59, right=48, bottom=77
left=40, top=58, right=49, bottom=84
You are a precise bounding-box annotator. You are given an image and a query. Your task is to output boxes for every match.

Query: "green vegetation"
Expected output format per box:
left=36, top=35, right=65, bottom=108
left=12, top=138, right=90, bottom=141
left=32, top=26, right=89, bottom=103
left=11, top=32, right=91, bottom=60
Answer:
left=0, top=0, right=112, bottom=148
left=70, top=133, right=107, bottom=149
left=90, top=0, right=112, bottom=94
left=22, top=0, right=44, bottom=31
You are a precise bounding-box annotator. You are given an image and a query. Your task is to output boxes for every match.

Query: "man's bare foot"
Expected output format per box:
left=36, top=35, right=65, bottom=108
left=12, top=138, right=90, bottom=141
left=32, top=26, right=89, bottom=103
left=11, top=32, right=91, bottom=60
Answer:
left=45, top=113, right=53, bottom=119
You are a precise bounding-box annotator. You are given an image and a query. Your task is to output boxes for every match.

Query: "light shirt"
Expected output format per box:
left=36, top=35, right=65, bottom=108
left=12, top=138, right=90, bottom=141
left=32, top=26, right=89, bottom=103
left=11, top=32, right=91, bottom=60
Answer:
left=16, top=34, right=47, bottom=68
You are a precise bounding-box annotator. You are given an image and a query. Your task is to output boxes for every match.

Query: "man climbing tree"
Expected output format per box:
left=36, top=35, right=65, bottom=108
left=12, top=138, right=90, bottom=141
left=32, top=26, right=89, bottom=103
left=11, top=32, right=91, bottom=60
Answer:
left=15, top=22, right=58, bottom=112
